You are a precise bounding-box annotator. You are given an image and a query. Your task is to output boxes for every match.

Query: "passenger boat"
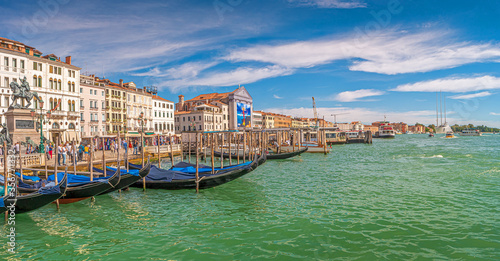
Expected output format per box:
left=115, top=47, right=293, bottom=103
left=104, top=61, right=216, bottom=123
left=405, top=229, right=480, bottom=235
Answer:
left=445, top=131, right=455, bottom=138
left=375, top=121, right=396, bottom=138
left=429, top=132, right=434, bottom=137
left=1, top=173, right=68, bottom=214
left=459, top=129, right=482, bottom=136
left=129, top=154, right=265, bottom=190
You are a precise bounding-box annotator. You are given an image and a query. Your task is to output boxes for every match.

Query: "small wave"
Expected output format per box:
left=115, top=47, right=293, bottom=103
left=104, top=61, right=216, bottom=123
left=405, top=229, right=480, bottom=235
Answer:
left=421, top=155, right=444, bottom=158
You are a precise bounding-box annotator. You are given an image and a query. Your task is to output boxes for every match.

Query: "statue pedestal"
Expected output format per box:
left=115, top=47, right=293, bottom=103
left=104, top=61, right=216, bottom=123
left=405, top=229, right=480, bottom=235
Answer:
left=5, top=108, right=40, bottom=146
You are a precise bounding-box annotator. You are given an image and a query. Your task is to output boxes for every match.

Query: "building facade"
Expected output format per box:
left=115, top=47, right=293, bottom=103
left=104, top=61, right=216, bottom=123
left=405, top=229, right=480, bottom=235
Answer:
left=174, top=104, right=224, bottom=133
left=80, top=75, right=106, bottom=137
left=153, top=95, right=174, bottom=134
left=176, top=86, right=253, bottom=130
left=0, top=37, right=81, bottom=143
left=252, top=111, right=263, bottom=129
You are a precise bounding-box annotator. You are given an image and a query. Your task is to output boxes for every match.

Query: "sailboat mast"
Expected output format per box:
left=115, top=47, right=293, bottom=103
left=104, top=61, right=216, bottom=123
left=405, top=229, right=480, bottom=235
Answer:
left=436, top=92, right=439, bottom=127
left=444, top=95, right=447, bottom=124
left=440, top=91, right=443, bottom=126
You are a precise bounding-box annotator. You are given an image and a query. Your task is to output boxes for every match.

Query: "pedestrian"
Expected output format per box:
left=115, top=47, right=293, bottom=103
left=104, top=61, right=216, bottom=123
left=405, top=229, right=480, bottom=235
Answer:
left=66, top=142, right=73, bottom=164
left=61, top=144, right=67, bottom=165
left=57, top=144, right=62, bottom=165
left=49, top=144, right=53, bottom=159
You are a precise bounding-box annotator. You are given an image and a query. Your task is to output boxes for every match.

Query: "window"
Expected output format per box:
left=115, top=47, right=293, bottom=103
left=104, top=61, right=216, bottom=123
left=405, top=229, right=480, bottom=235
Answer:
left=94, top=90, right=97, bottom=95
left=32, top=76, right=36, bottom=87
left=80, top=100, right=83, bottom=107
left=38, top=76, right=42, bottom=87
left=20, top=60, right=24, bottom=69
left=58, top=80, right=61, bottom=90
left=58, top=67, right=61, bottom=75
left=102, top=91, right=104, bottom=96
left=80, top=88, right=83, bottom=93
left=4, top=57, right=8, bottom=67
left=72, top=71, right=75, bottom=78
left=12, top=59, right=16, bottom=68
left=81, top=113, right=84, bottom=120
left=50, top=66, right=53, bottom=73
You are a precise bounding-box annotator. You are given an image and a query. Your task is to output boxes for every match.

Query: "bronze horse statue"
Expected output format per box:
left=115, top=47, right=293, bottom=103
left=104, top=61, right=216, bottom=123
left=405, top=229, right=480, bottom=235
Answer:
left=9, top=76, right=41, bottom=109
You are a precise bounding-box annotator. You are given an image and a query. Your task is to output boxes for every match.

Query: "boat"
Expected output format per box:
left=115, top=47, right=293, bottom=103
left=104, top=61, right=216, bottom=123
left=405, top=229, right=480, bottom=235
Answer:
left=445, top=131, right=455, bottom=138
left=16, top=168, right=121, bottom=204
left=0, top=173, right=68, bottom=214
left=459, top=129, right=482, bottom=136
left=325, top=130, right=347, bottom=145
left=92, top=163, right=151, bottom=194
left=129, top=154, right=265, bottom=190
left=429, top=133, right=435, bottom=137
left=374, top=121, right=396, bottom=138
left=213, top=147, right=308, bottom=160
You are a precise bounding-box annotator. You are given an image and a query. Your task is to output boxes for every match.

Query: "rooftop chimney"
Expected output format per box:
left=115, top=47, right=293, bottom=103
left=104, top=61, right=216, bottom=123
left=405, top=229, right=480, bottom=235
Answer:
left=119, top=79, right=123, bottom=87
left=65, top=56, right=72, bottom=65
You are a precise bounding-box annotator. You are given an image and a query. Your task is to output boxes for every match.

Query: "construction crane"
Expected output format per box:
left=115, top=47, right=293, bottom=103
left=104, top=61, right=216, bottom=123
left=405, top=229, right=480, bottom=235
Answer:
left=312, top=97, right=318, bottom=129
left=331, top=113, right=349, bottom=124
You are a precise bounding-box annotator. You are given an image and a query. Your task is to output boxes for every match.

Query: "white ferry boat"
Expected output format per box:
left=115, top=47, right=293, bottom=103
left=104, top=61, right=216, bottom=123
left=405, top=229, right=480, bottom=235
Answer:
left=376, top=121, right=396, bottom=138
left=459, top=129, right=482, bottom=136
left=445, top=131, right=455, bottom=138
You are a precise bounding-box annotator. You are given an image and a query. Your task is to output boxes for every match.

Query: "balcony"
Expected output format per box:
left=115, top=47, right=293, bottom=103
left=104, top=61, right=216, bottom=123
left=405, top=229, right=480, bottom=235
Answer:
left=90, top=107, right=99, bottom=111
left=67, top=111, right=79, bottom=118
left=51, top=110, right=66, bottom=117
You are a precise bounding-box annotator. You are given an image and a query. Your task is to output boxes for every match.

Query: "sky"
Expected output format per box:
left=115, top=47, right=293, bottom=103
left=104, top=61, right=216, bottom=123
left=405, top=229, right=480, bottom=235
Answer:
left=1, top=0, right=500, bottom=127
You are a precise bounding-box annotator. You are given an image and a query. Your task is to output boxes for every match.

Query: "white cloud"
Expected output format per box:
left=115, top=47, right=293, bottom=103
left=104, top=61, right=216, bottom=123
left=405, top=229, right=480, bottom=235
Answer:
left=287, top=0, right=366, bottom=9
left=160, top=65, right=294, bottom=90
left=273, top=94, right=284, bottom=99
left=449, top=91, right=493, bottom=100
left=392, top=76, right=500, bottom=93
left=226, top=31, right=500, bottom=75
left=133, top=62, right=219, bottom=79
left=334, top=89, right=385, bottom=102
left=491, top=112, right=500, bottom=116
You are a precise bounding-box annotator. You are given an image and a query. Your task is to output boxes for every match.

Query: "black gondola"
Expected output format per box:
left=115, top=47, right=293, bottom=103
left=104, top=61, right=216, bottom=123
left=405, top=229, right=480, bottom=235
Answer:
left=93, top=162, right=151, bottom=194
left=129, top=154, right=265, bottom=190
left=0, top=173, right=68, bottom=214
left=15, top=168, right=121, bottom=204
left=213, top=147, right=308, bottom=160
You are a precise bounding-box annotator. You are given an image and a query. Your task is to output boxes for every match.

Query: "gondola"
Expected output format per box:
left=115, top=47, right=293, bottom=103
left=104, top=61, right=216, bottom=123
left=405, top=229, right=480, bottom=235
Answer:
left=213, top=147, right=308, bottom=160
left=0, top=172, right=68, bottom=214
left=129, top=154, right=265, bottom=190
left=92, top=162, right=151, bottom=194
left=16, top=168, right=121, bottom=204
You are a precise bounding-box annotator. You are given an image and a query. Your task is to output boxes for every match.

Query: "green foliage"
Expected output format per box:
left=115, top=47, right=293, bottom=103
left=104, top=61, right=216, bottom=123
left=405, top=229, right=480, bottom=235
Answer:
left=450, top=124, right=500, bottom=133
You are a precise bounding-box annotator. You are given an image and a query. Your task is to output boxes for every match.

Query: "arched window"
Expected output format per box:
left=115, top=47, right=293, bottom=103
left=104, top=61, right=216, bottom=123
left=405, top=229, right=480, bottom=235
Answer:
left=68, top=123, right=75, bottom=129
left=33, top=75, right=37, bottom=86
left=34, top=99, right=38, bottom=109
left=68, top=81, right=71, bottom=92
left=52, top=122, right=60, bottom=129
left=38, top=76, right=42, bottom=87
left=49, top=98, right=53, bottom=110
left=58, top=99, right=62, bottom=110
left=72, top=82, right=75, bottom=92
left=58, top=80, right=61, bottom=90
left=72, top=100, right=75, bottom=111
left=68, top=100, right=71, bottom=111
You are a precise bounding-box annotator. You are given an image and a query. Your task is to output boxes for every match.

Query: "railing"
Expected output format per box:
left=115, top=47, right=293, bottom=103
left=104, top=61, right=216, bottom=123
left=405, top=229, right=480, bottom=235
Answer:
left=145, top=144, right=182, bottom=154
left=0, top=153, right=45, bottom=168
left=67, top=111, right=79, bottom=117
left=51, top=110, right=66, bottom=117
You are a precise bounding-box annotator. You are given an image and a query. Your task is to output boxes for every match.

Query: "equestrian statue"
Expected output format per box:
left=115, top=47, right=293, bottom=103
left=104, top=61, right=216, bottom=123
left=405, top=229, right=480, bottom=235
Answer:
left=9, top=76, right=42, bottom=109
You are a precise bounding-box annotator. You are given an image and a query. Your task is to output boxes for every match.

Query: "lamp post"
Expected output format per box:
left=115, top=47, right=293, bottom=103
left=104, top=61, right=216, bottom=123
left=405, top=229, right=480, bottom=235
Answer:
left=31, top=99, right=50, bottom=153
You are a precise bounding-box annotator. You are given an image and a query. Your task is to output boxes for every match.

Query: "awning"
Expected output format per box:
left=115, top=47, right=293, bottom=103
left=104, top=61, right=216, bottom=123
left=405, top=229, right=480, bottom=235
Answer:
left=145, top=132, right=155, bottom=135
left=128, top=131, right=139, bottom=134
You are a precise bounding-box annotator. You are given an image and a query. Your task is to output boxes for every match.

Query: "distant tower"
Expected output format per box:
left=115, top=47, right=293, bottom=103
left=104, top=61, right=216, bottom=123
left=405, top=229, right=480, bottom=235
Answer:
left=176, top=95, right=185, bottom=112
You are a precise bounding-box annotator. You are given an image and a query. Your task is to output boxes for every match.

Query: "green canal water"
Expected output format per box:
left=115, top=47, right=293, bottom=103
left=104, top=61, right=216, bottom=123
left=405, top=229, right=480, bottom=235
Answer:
left=1, top=134, right=499, bottom=260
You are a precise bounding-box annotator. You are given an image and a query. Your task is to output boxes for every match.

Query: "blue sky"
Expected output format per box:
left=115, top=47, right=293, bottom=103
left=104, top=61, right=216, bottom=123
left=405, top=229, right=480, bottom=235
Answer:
left=2, top=0, right=500, bottom=127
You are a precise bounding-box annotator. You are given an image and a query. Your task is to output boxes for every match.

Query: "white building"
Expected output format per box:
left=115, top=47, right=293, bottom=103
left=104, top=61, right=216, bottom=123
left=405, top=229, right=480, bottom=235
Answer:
left=152, top=95, right=174, bottom=134
left=0, top=37, right=81, bottom=143
left=80, top=75, right=107, bottom=137
left=175, top=104, right=224, bottom=133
